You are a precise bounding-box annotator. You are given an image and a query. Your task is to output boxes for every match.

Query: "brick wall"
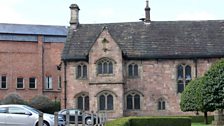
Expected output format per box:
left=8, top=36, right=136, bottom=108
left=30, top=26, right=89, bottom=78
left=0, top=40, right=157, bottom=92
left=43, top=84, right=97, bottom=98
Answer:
left=0, top=35, right=64, bottom=102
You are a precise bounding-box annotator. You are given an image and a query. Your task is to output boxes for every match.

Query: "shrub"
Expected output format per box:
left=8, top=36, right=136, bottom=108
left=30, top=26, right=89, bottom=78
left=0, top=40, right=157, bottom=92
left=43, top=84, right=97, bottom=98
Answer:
left=130, top=117, right=191, bottom=126
left=1, top=93, right=27, bottom=105
left=106, top=117, right=131, bottom=126
left=105, top=117, right=191, bottom=126
left=29, top=95, right=60, bottom=114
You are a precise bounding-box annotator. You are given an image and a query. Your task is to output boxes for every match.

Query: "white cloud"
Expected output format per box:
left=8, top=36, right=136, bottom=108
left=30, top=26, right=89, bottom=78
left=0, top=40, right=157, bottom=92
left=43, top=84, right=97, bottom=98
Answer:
left=175, top=11, right=216, bottom=21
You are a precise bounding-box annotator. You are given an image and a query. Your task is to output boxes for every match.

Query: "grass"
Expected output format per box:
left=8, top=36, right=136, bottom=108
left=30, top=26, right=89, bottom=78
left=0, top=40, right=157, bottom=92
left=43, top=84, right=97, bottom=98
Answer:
left=192, top=123, right=211, bottom=126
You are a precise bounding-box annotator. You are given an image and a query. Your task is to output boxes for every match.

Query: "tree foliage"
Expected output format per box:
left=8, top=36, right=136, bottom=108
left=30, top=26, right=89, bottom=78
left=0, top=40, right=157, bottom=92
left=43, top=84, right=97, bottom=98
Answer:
left=180, top=77, right=204, bottom=112
left=1, top=93, right=27, bottom=105
left=203, top=59, right=224, bottom=110
left=29, top=95, right=60, bottom=114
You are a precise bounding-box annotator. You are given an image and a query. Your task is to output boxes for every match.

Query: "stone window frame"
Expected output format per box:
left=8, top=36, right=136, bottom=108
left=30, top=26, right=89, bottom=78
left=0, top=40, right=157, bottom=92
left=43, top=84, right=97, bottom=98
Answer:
left=75, top=92, right=89, bottom=111
left=96, top=90, right=117, bottom=112
left=29, top=77, right=36, bottom=89
left=96, top=57, right=116, bottom=76
left=124, top=90, right=144, bottom=111
left=76, top=62, right=88, bottom=79
left=45, top=76, right=53, bottom=90
left=0, top=75, right=7, bottom=89
left=16, top=77, right=24, bottom=89
left=177, top=64, right=192, bottom=93
left=127, top=63, right=139, bottom=78
left=157, top=97, right=166, bottom=110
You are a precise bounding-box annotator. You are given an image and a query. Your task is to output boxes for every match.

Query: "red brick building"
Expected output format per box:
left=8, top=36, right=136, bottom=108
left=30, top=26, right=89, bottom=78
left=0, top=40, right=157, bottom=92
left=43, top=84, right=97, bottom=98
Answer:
left=61, top=2, right=224, bottom=118
left=0, top=23, right=67, bottom=101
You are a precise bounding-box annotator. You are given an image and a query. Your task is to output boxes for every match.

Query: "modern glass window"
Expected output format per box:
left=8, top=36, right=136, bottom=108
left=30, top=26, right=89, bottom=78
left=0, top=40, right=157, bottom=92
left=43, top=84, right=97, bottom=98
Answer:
left=17, top=77, right=24, bottom=89
left=99, top=92, right=114, bottom=110
left=45, top=76, right=52, bottom=89
left=128, top=63, right=138, bottom=77
left=158, top=98, right=166, bottom=110
left=77, top=64, right=87, bottom=79
left=177, top=64, right=192, bottom=93
left=77, top=94, right=89, bottom=111
left=0, top=75, right=7, bottom=89
left=29, top=77, right=36, bottom=89
left=97, top=58, right=113, bottom=75
left=126, top=92, right=140, bottom=110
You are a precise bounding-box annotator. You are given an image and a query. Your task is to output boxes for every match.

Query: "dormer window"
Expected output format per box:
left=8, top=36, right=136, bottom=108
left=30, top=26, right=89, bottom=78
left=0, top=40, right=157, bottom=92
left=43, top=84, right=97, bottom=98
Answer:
left=97, top=58, right=114, bottom=75
left=177, top=64, right=192, bottom=93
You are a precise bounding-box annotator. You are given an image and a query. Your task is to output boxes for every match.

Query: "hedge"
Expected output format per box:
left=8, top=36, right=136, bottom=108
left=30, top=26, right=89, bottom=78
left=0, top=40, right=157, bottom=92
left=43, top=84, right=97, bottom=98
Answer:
left=106, top=117, right=191, bottom=126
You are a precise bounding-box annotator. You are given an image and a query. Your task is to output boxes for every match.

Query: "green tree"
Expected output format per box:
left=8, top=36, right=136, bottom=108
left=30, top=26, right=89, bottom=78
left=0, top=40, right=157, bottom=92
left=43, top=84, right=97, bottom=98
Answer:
left=180, top=77, right=213, bottom=124
left=203, top=59, right=224, bottom=115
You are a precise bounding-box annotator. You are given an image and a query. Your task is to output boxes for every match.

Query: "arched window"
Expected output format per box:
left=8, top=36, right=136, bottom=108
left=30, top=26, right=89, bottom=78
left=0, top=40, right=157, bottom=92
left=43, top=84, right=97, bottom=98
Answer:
left=128, top=63, right=138, bottom=77
left=126, top=91, right=141, bottom=110
left=77, top=94, right=89, bottom=111
left=158, top=98, right=166, bottom=110
left=76, top=63, right=87, bottom=79
left=97, top=58, right=113, bottom=75
left=98, top=92, right=114, bottom=111
left=177, top=64, right=192, bottom=93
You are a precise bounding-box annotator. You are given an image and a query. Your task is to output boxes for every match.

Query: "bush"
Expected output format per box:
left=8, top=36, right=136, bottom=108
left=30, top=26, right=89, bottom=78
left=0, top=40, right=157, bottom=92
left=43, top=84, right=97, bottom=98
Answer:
left=1, top=93, right=27, bottom=105
left=29, top=95, right=60, bottom=114
left=190, top=116, right=214, bottom=123
left=106, top=117, right=191, bottom=126
left=106, top=117, right=131, bottom=126
left=130, top=117, right=191, bottom=126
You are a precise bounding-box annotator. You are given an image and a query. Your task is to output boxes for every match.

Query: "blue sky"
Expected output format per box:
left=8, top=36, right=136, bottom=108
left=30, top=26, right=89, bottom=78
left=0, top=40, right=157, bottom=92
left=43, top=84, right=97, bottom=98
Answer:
left=0, top=0, right=223, bottom=26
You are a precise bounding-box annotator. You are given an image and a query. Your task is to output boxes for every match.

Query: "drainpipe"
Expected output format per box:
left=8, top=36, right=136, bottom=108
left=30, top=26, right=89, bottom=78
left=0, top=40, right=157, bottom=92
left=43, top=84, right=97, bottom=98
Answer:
left=194, top=58, right=198, bottom=78
left=63, top=61, right=67, bottom=108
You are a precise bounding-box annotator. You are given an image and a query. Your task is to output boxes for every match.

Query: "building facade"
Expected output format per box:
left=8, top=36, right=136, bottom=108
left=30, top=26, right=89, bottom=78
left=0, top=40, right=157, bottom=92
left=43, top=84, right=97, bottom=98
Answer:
left=0, top=23, right=67, bottom=101
left=61, top=2, right=224, bottom=118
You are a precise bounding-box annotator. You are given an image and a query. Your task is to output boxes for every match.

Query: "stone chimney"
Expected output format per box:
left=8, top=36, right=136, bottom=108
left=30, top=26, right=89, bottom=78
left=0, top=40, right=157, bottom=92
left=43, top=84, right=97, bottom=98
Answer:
left=69, top=4, right=80, bottom=29
left=145, top=0, right=151, bottom=22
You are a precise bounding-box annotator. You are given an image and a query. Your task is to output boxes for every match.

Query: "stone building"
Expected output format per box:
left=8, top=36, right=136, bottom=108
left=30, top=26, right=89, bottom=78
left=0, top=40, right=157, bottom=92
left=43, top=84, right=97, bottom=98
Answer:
left=61, top=1, right=224, bottom=118
left=0, top=23, right=67, bottom=101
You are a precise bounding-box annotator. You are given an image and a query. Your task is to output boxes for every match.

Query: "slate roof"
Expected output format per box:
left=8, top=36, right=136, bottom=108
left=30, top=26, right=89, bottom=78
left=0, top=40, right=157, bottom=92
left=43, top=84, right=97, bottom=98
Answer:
left=0, top=23, right=67, bottom=36
left=0, top=23, right=67, bottom=42
left=62, top=20, right=224, bottom=61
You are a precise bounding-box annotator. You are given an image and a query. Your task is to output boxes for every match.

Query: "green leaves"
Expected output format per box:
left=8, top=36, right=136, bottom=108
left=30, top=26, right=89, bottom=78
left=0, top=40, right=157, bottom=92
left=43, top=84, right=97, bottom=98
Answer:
left=203, top=59, right=224, bottom=110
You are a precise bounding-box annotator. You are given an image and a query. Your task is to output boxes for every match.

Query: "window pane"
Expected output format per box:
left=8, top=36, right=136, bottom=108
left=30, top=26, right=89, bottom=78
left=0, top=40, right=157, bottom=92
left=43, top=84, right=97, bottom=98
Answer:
left=177, top=83, right=184, bottom=93
left=85, top=96, right=89, bottom=111
left=185, top=65, right=191, bottom=80
left=77, top=96, right=83, bottom=110
left=77, top=65, right=82, bottom=78
left=127, top=95, right=133, bottom=109
left=103, top=62, right=107, bottom=74
left=99, top=95, right=105, bottom=110
left=1, top=76, right=6, bottom=88
left=109, top=62, right=113, bottom=74
left=128, top=65, right=133, bottom=77
left=134, top=94, right=140, bottom=109
left=107, top=95, right=113, bottom=110
left=134, top=64, right=138, bottom=76
left=158, top=101, right=162, bottom=110
left=17, top=78, right=23, bottom=88
left=177, top=65, right=183, bottom=80
left=162, top=101, right=166, bottom=110
left=98, top=63, right=102, bottom=74
left=83, top=65, right=87, bottom=78
left=29, top=78, right=36, bottom=88
left=58, top=76, right=62, bottom=89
